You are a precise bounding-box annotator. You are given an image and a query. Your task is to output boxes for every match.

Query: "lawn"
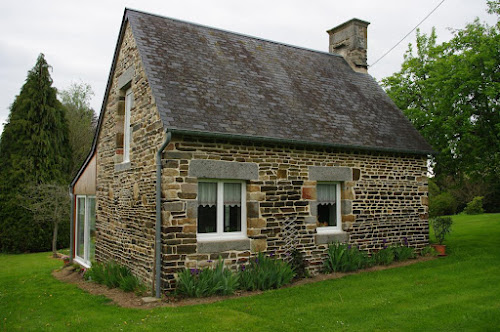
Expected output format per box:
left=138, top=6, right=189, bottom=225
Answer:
left=1, top=214, right=499, bottom=331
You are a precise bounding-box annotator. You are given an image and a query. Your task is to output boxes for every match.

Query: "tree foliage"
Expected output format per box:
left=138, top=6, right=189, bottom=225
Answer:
left=0, top=54, right=71, bottom=186
left=0, top=54, right=72, bottom=252
left=60, top=82, right=96, bottom=178
left=20, top=184, right=71, bottom=256
left=382, top=2, right=500, bottom=211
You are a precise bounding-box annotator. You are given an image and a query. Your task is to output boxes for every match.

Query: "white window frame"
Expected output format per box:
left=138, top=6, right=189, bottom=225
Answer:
left=123, top=88, right=132, bottom=163
left=197, top=179, right=247, bottom=241
left=316, top=182, right=342, bottom=234
left=74, top=195, right=96, bottom=268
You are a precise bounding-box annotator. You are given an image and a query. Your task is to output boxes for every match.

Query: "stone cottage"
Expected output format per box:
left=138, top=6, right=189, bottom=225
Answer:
left=70, top=8, right=434, bottom=296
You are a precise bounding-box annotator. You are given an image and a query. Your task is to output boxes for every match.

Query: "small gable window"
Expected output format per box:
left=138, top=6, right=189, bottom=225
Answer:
left=123, top=88, right=132, bottom=163
left=197, top=180, right=246, bottom=240
left=316, top=183, right=341, bottom=232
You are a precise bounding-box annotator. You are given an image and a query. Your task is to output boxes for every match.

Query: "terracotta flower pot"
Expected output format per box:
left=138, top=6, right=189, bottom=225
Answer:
left=431, top=244, right=447, bottom=256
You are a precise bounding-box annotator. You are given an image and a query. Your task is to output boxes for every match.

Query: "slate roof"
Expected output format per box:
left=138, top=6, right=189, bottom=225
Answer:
left=125, top=9, right=433, bottom=154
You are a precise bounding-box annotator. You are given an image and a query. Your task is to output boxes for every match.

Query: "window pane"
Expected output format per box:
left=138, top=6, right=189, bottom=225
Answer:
left=198, top=206, right=217, bottom=233
left=123, top=89, right=132, bottom=162
left=198, top=182, right=217, bottom=233
left=224, top=183, right=241, bottom=232
left=76, top=197, right=85, bottom=258
left=87, top=197, right=96, bottom=262
left=317, top=204, right=337, bottom=227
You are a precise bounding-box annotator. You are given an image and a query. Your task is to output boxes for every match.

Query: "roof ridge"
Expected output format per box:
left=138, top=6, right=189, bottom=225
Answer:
left=124, top=7, right=345, bottom=60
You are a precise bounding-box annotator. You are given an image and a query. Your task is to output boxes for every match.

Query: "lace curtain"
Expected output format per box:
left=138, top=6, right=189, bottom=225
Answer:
left=199, top=182, right=241, bottom=207
left=317, top=184, right=336, bottom=205
left=224, top=183, right=241, bottom=207
left=198, top=182, right=217, bottom=207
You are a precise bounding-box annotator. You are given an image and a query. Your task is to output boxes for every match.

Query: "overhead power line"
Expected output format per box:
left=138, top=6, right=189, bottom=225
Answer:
left=369, top=0, right=446, bottom=68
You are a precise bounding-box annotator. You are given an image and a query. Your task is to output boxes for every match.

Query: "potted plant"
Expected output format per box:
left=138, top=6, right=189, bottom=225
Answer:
left=62, top=256, right=70, bottom=265
left=430, top=216, right=453, bottom=256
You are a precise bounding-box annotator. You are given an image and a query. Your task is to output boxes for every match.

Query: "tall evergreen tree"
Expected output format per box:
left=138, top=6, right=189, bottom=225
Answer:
left=0, top=54, right=71, bottom=252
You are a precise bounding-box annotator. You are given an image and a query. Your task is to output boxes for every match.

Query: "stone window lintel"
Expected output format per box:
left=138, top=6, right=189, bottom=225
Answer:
left=189, top=159, right=258, bottom=180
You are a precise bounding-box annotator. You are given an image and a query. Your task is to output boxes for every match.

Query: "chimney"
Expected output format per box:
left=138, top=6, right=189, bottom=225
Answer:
left=327, top=19, right=370, bottom=73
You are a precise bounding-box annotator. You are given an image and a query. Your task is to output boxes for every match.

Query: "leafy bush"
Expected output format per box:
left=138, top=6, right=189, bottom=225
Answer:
left=428, top=178, right=441, bottom=197
left=238, top=252, right=295, bottom=291
left=392, top=245, right=416, bottom=261
left=420, top=245, right=438, bottom=257
left=176, top=259, right=239, bottom=298
left=429, top=191, right=457, bottom=217
left=373, top=247, right=395, bottom=265
left=430, top=216, right=453, bottom=244
left=323, top=242, right=371, bottom=273
left=84, top=262, right=104, bottom=283
left=118, top=274, right=143, bottom=293
left=289, top=248, right=308, bottom=279
left=0, top=195, right=70, bottom=253
left=463, top=196, right=484, bottom=215
left=104, top=262, right=129, bottom=288
left=84, top=260, right=144, bottom=293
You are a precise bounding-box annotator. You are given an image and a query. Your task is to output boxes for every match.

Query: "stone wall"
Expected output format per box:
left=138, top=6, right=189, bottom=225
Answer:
left=95, top=22, right=165, bottom=290
left=159, top=136, right=428, bottom=290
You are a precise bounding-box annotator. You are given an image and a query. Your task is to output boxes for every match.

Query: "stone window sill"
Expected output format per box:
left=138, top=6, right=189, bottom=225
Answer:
left=198, top=238, right=250, bottom=253
left=315, top=231, right=349, bottom=245
left=115, top=161, right=131, bottom=172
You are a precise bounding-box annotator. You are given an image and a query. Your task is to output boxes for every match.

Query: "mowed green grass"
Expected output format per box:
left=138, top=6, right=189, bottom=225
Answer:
left=1, top=214, right=499, bottom=331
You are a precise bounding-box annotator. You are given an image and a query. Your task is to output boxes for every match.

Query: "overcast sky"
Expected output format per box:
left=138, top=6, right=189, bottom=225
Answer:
left=0, top=0, right=496, bottom=135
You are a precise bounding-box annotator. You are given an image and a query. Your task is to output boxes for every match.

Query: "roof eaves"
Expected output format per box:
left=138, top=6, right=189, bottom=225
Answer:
left=169, top=128, right=436, bottom=156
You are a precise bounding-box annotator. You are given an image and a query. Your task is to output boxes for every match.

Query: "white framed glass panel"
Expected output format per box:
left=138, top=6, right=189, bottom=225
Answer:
left=316, top=183, right=342, bottom=232
left=123, top=88, right=132, bottom=163
left=224, top=183, right=241, bottom=232
left=74, top=195, right=96, bottom=267
left=197, top=180, right=246, bottom=240
left=76, top=196, right=86, bottom=260
left=87, top=197, right=96, bottom=262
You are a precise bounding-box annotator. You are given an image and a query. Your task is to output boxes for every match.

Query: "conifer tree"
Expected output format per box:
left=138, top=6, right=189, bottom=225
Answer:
left=0, top=54, right=71, bottom=252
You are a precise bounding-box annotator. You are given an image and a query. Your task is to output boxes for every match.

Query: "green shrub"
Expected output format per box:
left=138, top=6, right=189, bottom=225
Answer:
left=420, top=245, right=438, bottom=257
left=463, top=196, right=484, bottom=215
left=430, top=216, right=453, bottom=244
left=213, top=260, right=239, bottom=296
left=429, top=191, right=457, bottom=217
left=118, top=274, right=143, bottom=293
left=0, top=196, right=70, bottom=253
left=84, top=260, right=145, bottom=293
left=323, top=242, right=371, bottom=273
left=392, top=245, right=416, bottom=261
left=373, top=247, right=395, bottom=265
left=84, top=262, right=105, bottom=283
left=289, top=248, right=308, bottom=279
left=104, top=261, right=127, bottom=288
left=238, top=252, right=295, bottom=291
left=175, top=259, right=239, bottom=298
left=428, top=178, right=441, bottom=197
